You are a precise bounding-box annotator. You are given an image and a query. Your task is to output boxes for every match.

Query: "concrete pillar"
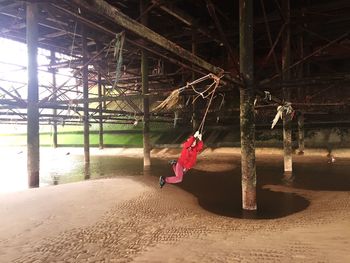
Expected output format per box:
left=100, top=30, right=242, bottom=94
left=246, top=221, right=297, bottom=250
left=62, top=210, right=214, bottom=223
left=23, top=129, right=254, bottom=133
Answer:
left=282, top=0, right=293, bottom=178
left=50, top=50, right=58, bottom=148
left=298, top=113, right=305, bottom=154
left=141, top=0, right=151, bottom=167
left=239, top=0, right=256, bottom=211
left=27, top=2, right=40, bottom=188
left=82, top=27, right=90, bottom=163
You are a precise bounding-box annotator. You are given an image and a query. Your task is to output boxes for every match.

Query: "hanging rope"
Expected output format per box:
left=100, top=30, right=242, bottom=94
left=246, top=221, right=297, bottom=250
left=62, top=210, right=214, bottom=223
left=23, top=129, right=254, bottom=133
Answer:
left=111, top=32, right=125, bottom=88
left=68, top=20, right=78, bottom=69
left=152, top=73, right=219, bottom=112
left=152, top=73, right=222, bottom=133
left=197, top=74, right=222, bottom=134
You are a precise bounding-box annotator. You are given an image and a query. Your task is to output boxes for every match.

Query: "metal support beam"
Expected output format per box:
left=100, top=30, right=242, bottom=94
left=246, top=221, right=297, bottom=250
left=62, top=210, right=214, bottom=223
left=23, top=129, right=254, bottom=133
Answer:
left=282, top=0, right=293, bottom=179
left=50, top=50, right=58, bottom=148
left=260, top=0, right=280, bottom=75
left=71, top=0, right=225, bottom=76
left=239, top=0, right=257, bottom=211
left=98, top=66, right=104, bottom=149
left=141, top=0, right=151, bottom=167
left=260, top=31, right=350, bottom=85
left=82, top=26, right=90, bottom=163
left=152, top=0, right=222, bottom=45
left=206, top=0, right=239, bottom=71
left=96, top=42, right=104, bottom=149
left=26, top=2, right=40, bottom=188
left=51, top=3, right=209, bottom=78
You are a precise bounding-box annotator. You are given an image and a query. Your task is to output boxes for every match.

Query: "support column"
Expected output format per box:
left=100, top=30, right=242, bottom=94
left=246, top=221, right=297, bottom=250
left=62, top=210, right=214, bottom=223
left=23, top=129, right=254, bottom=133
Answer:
left=141, top=0, right=151, bottom=167
left=239, top=0, right=256, bottom=211
left=27, top=2, right=40, bottom=188
left=282, top=0, right=293, bottom=178
left=82, top=27, right=90, bottom=163
left=298, top=113, right=305, bottom=155
left=98, top=65, right=104, bottom=149
left=50, top=50, right=58, bottom=148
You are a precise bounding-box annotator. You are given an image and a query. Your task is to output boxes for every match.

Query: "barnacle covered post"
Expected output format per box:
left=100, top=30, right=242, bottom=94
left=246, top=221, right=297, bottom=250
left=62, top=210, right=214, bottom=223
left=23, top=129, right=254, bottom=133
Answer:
left=239, top=0, right=257, bottom=211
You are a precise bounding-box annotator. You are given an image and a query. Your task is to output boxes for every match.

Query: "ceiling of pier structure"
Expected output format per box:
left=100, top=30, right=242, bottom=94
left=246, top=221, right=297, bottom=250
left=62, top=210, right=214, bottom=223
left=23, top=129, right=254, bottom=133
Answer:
left=0, top=0, right=349, bottom=126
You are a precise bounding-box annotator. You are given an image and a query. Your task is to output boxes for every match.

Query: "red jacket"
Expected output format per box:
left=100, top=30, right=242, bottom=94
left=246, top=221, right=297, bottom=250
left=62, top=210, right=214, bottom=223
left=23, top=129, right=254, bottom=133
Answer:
left=178, top=136, right=204, bottom=170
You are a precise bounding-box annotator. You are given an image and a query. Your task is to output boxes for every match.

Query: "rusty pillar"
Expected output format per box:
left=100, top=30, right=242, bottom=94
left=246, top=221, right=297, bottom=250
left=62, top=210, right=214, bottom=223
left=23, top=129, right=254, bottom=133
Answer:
left=98, top=70, right=104, bottom=149
left=282, top=0, right=293, bottom=178
left=141, top=0, right=151, bottom=167
left=82, top=27, right=90, bottom=163
left=298, top=113, right=305, bottom=155
left=50, top=50, right=58, bottom=148
left=27, top=2, right=40, bottom=188
left=239, top=0, right=256, bottom=211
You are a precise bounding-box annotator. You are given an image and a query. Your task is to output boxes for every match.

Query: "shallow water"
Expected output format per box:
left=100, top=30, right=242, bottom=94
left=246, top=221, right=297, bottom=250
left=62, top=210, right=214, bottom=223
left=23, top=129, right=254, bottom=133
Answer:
left=1, top=147, right=349, bottom=219
left=0, top=147, right=145, bottom=192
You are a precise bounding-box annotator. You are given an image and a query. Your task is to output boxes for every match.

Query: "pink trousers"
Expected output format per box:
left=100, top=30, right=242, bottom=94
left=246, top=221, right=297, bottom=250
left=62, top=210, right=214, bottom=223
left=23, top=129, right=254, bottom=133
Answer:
left=165, top=162, right=186, bottom=184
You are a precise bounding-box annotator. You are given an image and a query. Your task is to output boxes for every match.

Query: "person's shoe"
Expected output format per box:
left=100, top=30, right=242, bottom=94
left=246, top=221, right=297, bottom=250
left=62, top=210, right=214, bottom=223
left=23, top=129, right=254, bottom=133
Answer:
left=168, top=160, right=177, bottom=166
left=159, top=176, right=166, bottom=188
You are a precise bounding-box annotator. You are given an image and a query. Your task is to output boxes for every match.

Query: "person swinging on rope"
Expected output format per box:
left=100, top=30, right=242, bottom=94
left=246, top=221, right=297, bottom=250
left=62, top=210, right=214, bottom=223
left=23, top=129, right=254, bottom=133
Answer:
left=159, top=131, right=204, bottom=188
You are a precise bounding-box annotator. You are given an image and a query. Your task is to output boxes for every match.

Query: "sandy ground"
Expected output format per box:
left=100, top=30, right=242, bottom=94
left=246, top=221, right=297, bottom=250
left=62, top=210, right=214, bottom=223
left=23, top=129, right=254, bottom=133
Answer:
left=0, top=150, right=350, bottom=262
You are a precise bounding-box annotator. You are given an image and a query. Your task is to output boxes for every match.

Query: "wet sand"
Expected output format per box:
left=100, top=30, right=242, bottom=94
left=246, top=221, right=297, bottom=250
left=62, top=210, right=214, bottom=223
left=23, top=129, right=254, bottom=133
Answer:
left=0, top=149, right=350, bottom=262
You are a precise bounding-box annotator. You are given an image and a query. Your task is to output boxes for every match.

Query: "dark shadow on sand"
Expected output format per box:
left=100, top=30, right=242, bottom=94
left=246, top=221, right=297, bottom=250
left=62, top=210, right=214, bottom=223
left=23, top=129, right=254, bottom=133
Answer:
left=175, top=168, right=310, bottom=219
left=147, top=159, right=312, bottom=219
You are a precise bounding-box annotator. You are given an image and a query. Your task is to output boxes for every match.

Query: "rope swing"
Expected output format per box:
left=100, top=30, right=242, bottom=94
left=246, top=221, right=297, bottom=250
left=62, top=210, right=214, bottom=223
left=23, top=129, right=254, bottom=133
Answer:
left=153, top=73, right=223, bottom=133
left=106, top=31, right=125, bottom=88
